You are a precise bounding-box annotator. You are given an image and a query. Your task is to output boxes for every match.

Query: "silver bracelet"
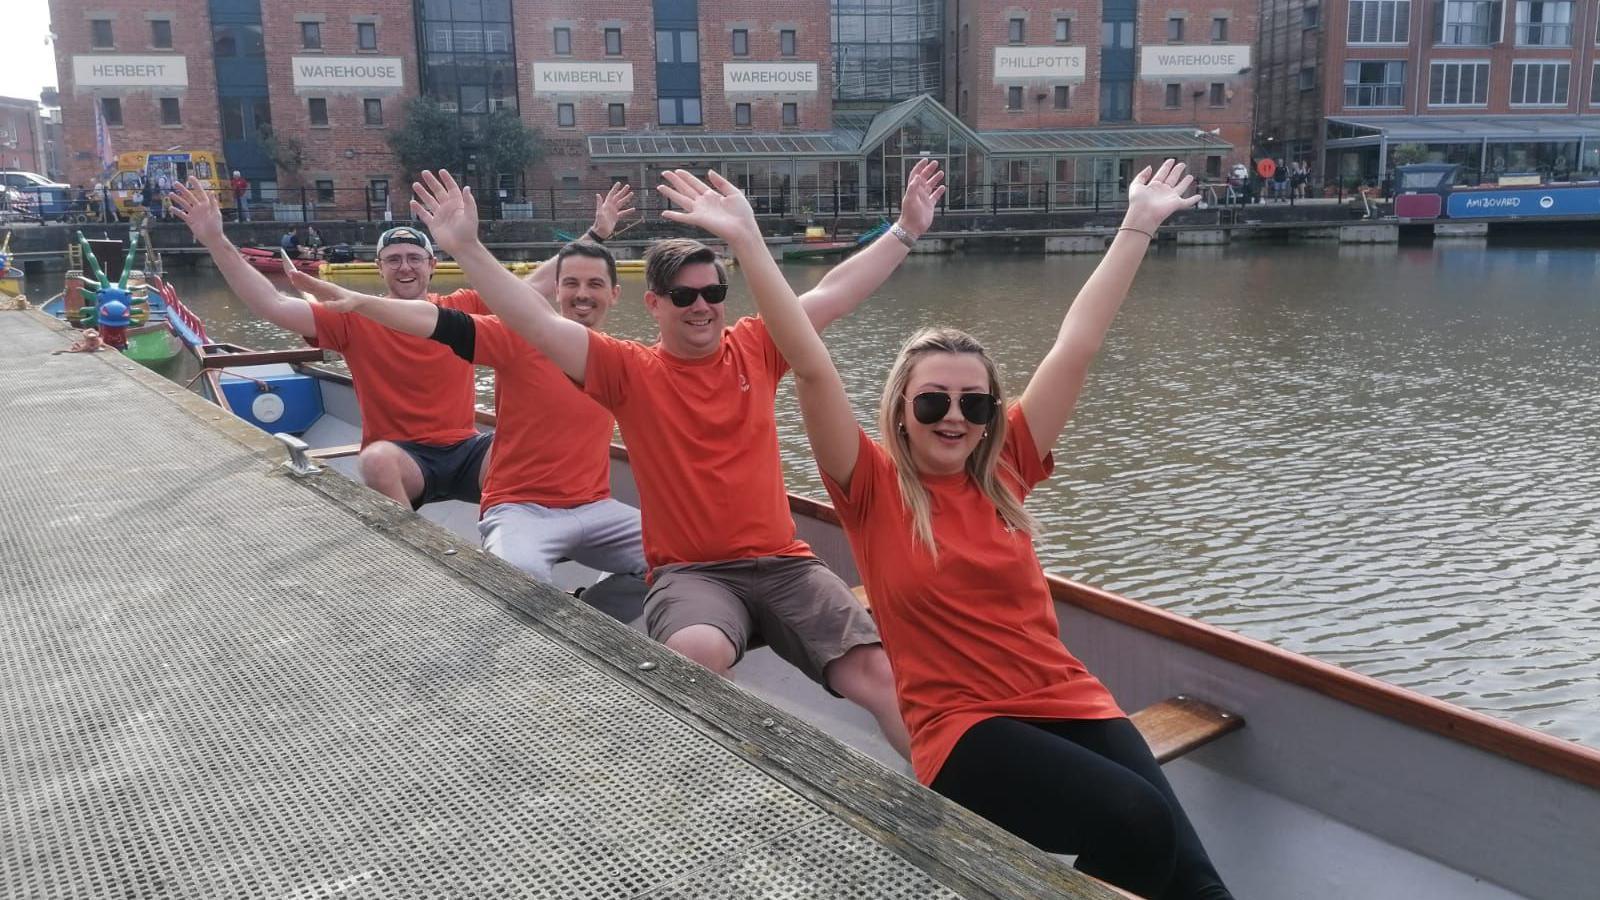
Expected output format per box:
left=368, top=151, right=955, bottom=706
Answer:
left=889, top=222, right=917, bottom=249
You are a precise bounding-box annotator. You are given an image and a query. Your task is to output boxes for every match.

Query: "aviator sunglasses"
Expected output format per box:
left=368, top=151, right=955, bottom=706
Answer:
left=662, top=283, right=729, bottom=308
left=911, top=391, right=1000, bottom=426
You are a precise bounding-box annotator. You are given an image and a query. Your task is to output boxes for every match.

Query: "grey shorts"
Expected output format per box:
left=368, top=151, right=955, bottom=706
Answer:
left=479, top=497, right=646, bottom=585
left=644, top=556, right=880, bottom=688
left=393, top=432, right=492, bottom=510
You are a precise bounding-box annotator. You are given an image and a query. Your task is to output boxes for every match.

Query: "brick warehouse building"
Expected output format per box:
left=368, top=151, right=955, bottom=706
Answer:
left=1257, top=0, right=1600, bottom=190
left=51, top=0, right=1254, bottom=220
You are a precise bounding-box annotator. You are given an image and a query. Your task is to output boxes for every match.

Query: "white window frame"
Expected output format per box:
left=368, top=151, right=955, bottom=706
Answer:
left=1429, top=60, right=1491, bottom=106
left=1509, top=60, right=1569, bottom=105
left=1348, top=0, right=1412, bottom=44
left=1436, top=1, right=1504, bottom=46
left=1343, top=60, right=1407, bottom=107
left=1514, top=0, right=1572, bottom=47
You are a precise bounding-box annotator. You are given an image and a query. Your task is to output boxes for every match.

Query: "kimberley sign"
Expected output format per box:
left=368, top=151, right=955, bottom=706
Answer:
left=1139, top=46, right=1252, bottom=78
left=993, top=47, right=1086, bottom=82
left=533, top=63, right=634, bottom=94
left=72, top=55, right=189, bottom=88
left=291, top=57, right=404, bottom=91
left=723, top=63, right=819, bottom=93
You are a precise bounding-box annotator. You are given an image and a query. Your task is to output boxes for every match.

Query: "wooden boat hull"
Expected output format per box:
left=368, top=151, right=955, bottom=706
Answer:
left=187, top=352, right=1600, bottom=900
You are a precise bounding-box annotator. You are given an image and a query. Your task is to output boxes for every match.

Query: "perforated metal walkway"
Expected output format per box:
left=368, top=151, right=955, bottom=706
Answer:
left=0, top=310, right=1106, bottom=900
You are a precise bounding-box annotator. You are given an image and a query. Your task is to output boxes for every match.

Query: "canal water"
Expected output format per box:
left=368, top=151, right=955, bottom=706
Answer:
left=159, top=240, right=1600, bottom=747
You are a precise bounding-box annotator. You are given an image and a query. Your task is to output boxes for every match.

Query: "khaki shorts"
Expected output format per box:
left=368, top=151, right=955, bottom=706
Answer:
left=644, top=556, right=880, bottom=688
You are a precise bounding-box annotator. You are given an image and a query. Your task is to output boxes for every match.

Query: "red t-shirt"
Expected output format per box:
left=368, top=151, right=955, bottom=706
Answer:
left=583, top=317, right=812, bottom=572
left=822, top=404, right=1124, bottom=785
left=308, top=289, right=489, bottom=448
left=469, top=315, right=613, bottom=513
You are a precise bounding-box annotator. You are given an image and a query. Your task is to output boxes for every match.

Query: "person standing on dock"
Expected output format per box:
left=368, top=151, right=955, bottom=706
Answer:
left=168, top=176, right=634, bottom=512
left=393, top=163, right=948, bottom=759
left=661, top=161, right=1233, bottom=899
left=284, top=238, right=648, bottom=597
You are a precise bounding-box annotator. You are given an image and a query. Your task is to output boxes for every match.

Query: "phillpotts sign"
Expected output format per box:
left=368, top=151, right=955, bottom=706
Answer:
left=72, top=55, right=188, bottom=89
left=993, top=47, right=1086, bottom=82
left=532, top=62, right=634, bottom=94
left=1139, top=46, right=1252, bottom=78
left=291, top=57, right=404, bottom=91
left=723, top=63, right=819, bottom=93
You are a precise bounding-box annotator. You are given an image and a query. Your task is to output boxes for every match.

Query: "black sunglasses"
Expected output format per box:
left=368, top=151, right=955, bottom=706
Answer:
left=911, top=391, right=999, bottom=426
left=663, top=283, right=728, bottom=308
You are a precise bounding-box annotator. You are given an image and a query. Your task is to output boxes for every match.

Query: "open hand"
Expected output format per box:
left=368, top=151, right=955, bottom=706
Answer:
left=409, top=169, right=479, bottom=255
left=169, top=176, right=224, bottom=245
left=593, top=181, right=636, bottom=239
left=284, top=260, right=366, bottom=312
left=1124, top=160, right=1201, bottom=231
left=656, top=169, right=759, bottom=242
left=897, top=158, right=947, bottom=240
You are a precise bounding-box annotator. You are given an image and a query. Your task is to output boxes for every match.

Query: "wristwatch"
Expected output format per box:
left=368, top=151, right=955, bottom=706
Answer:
left=889, top=222, right=916, bottom=249
left=583, top=227, right=607, bottom=244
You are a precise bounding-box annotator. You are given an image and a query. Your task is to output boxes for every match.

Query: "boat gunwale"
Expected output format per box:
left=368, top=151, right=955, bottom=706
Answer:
left=286, top=363, right=1600, bottom=793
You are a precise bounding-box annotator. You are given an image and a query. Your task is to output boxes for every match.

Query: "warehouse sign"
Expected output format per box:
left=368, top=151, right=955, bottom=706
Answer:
left=532, top=62, right=634, bottom=94
left=723, top=63, right=819, bottom=93
left=72, top=55, right=188, bottom=88
left=1139, top=46, right=1252, bottom=78
left=993, top=47, right=1086, bottom=82
left=291, top=57, right=404, bottom=91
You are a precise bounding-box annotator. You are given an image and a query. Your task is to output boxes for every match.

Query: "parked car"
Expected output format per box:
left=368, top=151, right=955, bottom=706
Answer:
left=0, top=171, right=74, bottom=221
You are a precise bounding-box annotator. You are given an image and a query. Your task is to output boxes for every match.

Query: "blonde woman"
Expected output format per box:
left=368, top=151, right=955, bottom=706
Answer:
left=657, top=161, right=1230, bottom=899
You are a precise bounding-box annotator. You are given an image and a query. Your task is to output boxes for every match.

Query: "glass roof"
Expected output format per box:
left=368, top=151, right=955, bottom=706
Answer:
left=982, top=128, right=1232, bottom=153
left=588, top=132, right=858, bottom=160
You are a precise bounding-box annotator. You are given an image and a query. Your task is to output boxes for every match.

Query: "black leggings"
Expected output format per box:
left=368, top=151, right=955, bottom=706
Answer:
left=930, top=716, right=1231, bottom=900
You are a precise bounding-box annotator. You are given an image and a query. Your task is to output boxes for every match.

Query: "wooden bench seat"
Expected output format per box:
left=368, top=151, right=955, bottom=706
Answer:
left=849, top=585, right=1243, bottom=763
left=306, top=443, right=362, bottom=461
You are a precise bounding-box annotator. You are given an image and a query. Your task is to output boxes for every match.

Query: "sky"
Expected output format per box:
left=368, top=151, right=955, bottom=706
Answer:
left=4, top=0, right=60, bottom=104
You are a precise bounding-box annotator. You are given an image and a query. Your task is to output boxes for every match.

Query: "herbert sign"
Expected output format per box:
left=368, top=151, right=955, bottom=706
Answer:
left=1139, top=46, right=1252, bottom=78
left=993, top=47, right=1086, bottom=82
left=291, top=57, right=405, bottom=91
left=533, top=62, right=634, bottom=94
left=723, top=63, right=819, bottom=93
left=72, top=55, right=188, bottom=89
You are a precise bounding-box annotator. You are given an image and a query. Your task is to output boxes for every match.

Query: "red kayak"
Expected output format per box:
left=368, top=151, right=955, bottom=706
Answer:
left=240, top=246, right=322, bottom=275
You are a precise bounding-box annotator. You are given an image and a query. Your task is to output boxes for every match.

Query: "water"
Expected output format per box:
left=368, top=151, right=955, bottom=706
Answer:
left=161, top=241, right=1600, bottom=745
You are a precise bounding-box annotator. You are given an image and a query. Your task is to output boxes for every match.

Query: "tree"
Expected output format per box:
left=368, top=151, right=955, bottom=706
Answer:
left=387, top=97, right=466, bottom=181
left=1390, top=144, right=1431, bottom=167
left=475, top=108, right=543, bottom=200
left=257, top=125, right=305, bottom=186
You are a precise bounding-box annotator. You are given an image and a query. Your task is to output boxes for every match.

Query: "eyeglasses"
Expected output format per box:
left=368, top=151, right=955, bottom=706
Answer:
left=911, top=391, right=999, bottom=426
left=378, top=253, right=430, bottom=268
left=663, top=283, right=728, bottom=308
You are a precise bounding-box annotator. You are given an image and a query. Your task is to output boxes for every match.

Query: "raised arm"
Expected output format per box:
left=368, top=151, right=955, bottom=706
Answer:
left=170, top=177, right=315, bottom=338
left=521, top=181, right=635, bottom=299
left=658, top=169, right=863, bottom=488
left=410, top=170, right=589, bottom=382
left=282, top=267, right=441, bottom=338
left=1018, top=160, right=1199, bottom=460
left=799, top=158, right=945, bottom=332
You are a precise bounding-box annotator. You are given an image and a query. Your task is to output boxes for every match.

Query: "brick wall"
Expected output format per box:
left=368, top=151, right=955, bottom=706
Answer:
left=262, top=1, right=416, bottom=216
left=0, top=100, right=48, bottom=175
left=954, top=0, right=1102, bottom=131
left=51, top=0, right=222, bottom=189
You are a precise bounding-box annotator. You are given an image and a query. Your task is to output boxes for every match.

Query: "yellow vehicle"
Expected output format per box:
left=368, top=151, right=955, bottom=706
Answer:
left=106, top=150, right=235, bottom=221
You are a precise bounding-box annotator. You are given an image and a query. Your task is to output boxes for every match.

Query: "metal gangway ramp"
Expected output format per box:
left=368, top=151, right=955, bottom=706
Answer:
left=0, top=309, right=1113, bottom=900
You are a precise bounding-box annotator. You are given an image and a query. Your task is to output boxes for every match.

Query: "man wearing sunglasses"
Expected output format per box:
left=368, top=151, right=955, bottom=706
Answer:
left=396, top=162, right=947, bottom=759
left=169, top=175, right=635, bottom=511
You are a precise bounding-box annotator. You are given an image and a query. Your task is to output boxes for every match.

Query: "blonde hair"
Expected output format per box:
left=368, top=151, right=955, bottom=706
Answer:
left=876, top=327, right=1037, bottom=557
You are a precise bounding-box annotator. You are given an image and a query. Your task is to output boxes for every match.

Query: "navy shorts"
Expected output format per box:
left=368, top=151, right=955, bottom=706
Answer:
left=392, top=432, right=493, bottom=510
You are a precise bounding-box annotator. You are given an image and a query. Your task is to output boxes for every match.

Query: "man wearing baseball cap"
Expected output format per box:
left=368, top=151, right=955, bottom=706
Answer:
left=169, top=176, right=636, bottom=510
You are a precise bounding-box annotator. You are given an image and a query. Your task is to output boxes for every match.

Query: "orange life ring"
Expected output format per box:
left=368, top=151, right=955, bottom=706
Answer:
left=1256, top=158, right=1278, bottom=179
